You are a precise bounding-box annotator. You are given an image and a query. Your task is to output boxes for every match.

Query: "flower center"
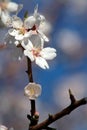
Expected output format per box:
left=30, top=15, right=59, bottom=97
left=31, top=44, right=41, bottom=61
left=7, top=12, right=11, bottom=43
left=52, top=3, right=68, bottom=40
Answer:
left=32, top=48, right=41, bottom=57
left=29, top=88, right=35, bottom=96
left=19, top=27, right=27, bottom=35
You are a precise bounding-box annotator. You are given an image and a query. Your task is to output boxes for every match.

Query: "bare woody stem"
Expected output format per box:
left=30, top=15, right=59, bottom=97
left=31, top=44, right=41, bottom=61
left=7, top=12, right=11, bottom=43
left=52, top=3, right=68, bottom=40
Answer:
left=26, top=57, right=36, bottom=123
left=26, top=57, right=33, bottom=82
left=30, top=89, right=87, bottom=130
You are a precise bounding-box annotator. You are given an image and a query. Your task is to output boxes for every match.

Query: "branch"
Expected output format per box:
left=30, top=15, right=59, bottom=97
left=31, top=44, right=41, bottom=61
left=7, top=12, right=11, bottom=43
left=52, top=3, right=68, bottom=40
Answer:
left=26, top=57, right=33, bottom=82
left=30, top=89, right=87, bottom=130
left=26, top=57, right=37, bottom=127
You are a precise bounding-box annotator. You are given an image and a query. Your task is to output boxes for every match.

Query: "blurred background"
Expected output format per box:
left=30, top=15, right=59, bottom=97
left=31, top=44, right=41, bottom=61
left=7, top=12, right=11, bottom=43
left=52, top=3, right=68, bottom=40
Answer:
left=0, top=0, right=87, bottom=130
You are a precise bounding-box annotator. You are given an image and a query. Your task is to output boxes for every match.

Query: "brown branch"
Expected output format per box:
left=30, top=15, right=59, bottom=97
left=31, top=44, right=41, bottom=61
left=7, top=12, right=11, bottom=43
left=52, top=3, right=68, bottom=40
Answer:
left=69, top=89, right=76, bottom=104
left=26, top=57, right=33, bottom=82
left=26, top=57, right=36, bottom=127
left=30, top=90, right=87, bottom=130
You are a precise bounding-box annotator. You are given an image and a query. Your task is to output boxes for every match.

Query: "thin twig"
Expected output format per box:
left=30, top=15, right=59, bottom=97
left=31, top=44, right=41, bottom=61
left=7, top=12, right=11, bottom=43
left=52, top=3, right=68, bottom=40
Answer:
left=30, top=90, right=87, bottom=130
left=26, top=57, right=33, bottom=82
left=26, top=57, right=36, bottom=126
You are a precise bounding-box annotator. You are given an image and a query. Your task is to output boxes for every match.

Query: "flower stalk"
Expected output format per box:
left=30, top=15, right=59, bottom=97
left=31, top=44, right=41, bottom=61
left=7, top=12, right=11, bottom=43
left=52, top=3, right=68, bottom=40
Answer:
left=26, top=57, right=37, bottom=127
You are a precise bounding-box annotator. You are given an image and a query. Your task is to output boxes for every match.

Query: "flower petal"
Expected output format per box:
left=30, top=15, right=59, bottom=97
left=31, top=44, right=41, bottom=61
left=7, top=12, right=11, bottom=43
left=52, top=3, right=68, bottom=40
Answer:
left=35, top=57, right=49, bottom=69
left=8, top=29, right=18, bottom=36
left=14, top=41, right=20, bottom=46
left=21, top=40, right=33, bottom=50
left=38, top=30, right=49, bottom=42
left=40, top=15, right=45, bottom=22
left=29, top=35, right=43, bottom=49
left=15, top=33, right=24, bottom=40
left=24, top=49, right=34, bottom=61
left=7, top=2, right=18, bottom=12
left=34, top=4, right=38, bottom=17
left=11, top=15, right=23, bottom=28
left=0, top=125, right=8, bottom=130
left=24, top=16, right=36, bottom=29
left=40, top=47, right=57, bottom=60
left=24, top=31, right=32, bottom=38
left=1, top=11, right=11, bottom=26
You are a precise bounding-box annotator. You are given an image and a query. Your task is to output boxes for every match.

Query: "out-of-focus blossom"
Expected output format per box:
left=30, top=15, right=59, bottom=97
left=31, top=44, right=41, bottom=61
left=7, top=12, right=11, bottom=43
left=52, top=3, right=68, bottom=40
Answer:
left=57, top=29, right=82, bottom=56
left=0, top=0, right=22, bottom=26
left=24, top=5, right=49, bottom=42
left=22, top=35, right=56, bottom=69
left=69, top=0, right=87, bottom=15
left=24, top=82, right=42, bottom=100
left=0, top=125, right=8, bottom=130
left=38, top=20, right=52, bottom=35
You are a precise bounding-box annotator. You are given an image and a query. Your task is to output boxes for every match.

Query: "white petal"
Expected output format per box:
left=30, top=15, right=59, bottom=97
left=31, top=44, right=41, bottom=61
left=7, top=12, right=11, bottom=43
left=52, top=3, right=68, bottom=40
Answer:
left=27, top=40, right=33, bottom=49
left=24, top=49, right=34, bottom=61
left=34, top=4, right=38, bottom=17
left=12, top=16, right=23, bottom=28
left=40, top=47, right=57, bottom=60
left=14, top=41, right=20, bottom=46
left=21, top=40, right=33, bottom=50
left=1, top=11, right=11, bottom=26
left=24, top=31, right=32, bottom=38
left=0, top=125, right=8, bottom=130
left=38, top=30, right=49, bottom=42
left=29, top=35, right=43, bottom=49
left=7, top=2, right=18, bottom=12
left=40, top=15, right=45, bottom=22
left=24, top=16, right=36, bottom=29
left=15, top=34, right=24, bottom=40
left=8, top=29, right=18, bottom=36
left=35, top=57, right=49, bottom=69
left=42, top=47, right=56, bottom=53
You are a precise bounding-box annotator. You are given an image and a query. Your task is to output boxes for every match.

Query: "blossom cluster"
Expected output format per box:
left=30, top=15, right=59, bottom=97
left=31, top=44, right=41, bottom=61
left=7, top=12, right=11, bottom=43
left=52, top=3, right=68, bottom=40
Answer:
left=0, top=0, right=22, bottom=26
left=2, top=0, right=57, bottom=69
left=1, top=0, right=57, bottom=99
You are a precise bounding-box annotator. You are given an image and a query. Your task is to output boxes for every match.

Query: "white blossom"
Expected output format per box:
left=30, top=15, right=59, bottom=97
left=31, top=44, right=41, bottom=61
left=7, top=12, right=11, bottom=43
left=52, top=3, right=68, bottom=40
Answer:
left=24, top=5, right=49, bottom=42
left=24, top=82, right=42, bottom=100
left=0, top=0, right=22, bottom=26
left=0, top=125, right=8, bottom=130
left=22, top=35, right=57, bottom=69
left=8, top=15, right=32, bottom=41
